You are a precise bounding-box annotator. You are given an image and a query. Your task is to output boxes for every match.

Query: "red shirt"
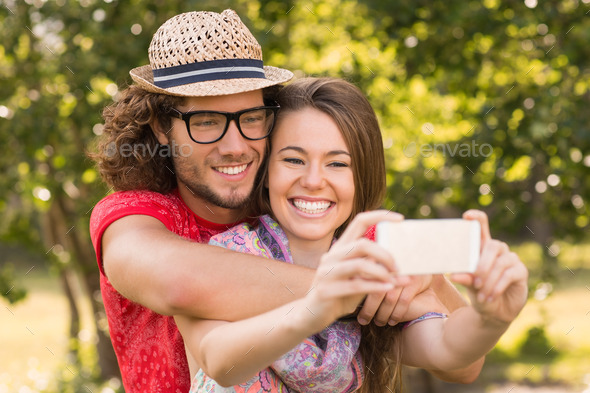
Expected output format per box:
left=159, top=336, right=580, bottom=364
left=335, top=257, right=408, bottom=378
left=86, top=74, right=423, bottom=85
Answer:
left=90, top=189, right=238, bottom=393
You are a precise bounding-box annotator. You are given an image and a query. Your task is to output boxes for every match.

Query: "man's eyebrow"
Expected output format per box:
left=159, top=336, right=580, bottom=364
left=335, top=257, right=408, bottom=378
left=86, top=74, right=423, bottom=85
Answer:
left=277, top=146, right=351, bottom=156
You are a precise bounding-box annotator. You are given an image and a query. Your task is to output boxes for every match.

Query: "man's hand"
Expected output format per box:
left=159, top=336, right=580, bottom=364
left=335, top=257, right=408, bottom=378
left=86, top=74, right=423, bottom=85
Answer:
left=357, top=275, right=432, bottom=326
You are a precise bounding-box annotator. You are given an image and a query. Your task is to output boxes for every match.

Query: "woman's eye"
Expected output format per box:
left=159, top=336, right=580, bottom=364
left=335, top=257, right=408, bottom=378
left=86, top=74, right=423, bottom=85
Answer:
left=284, top=158, right=304, bottom=165
left=329, top=161, right=349, bottom=168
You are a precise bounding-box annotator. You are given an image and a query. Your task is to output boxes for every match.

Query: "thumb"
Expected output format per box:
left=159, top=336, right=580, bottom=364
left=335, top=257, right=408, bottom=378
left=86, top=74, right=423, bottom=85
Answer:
left=463, top=209, right=491, bottom=253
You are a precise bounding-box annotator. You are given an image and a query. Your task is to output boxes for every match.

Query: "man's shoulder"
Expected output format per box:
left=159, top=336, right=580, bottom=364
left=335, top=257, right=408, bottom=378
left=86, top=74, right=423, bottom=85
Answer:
left=89, top=189, right=186, bottom=239
left=95, top=189, right=181, bottom=209
left=91, top=189, right=186, bottom=220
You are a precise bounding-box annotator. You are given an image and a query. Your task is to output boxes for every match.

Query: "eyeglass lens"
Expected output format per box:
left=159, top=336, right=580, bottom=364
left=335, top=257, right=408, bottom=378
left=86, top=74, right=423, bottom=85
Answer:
left=188, top=108, right=275, bottom=143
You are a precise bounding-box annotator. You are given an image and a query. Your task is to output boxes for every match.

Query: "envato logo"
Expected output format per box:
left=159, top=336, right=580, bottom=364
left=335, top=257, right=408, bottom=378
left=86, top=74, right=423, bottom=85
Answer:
left=402, top=141, right=493, bottom=158
left=105, top=141, right=193, bottom=158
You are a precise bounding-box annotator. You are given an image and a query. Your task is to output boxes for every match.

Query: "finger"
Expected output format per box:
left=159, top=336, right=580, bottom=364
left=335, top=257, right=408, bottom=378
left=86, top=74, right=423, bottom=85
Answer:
left=317, top=281, right=394, bottom=303
left=477, top=252, right=513, bottom=303
left=319, top=259, right=395, bottom=283
left=488, top=257, right=529, bottom=301
left=395, top=273, right=411, bottom=286
left=357, top=291, right=386, bottom=325
left=463, top=210, right=491, bottom=251
left=386, top=287, right=418, bottom=326
left=372, top=286, right=402, bottom=326
left=328, top=238, right=398, bottom=273
left=473, top=240, right=509, bottom=289
left=388, top=286, right=417, bottom=323
left=337, top=210, right=404, bottom=244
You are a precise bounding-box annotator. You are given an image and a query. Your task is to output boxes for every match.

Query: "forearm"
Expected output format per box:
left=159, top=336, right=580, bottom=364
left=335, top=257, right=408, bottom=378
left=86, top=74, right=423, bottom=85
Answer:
left=439, top=307, right=508, bottom=369
left=186, top=299, right=318, bottom=387
left=150, top=241, right=313, bottom=320
left=427, top=357, right=485, bottom=384
left=401, top=279, right=483, bottom=383
left=404, top=306, right=509, bottom=371
left=425, top=276, right=484, bottom=382
left=103, top=215, right=314, bottom=319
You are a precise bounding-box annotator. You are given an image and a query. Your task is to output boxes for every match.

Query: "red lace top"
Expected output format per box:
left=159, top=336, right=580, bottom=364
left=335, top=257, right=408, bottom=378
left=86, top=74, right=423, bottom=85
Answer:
left=90, top=189, right=237, bottom=393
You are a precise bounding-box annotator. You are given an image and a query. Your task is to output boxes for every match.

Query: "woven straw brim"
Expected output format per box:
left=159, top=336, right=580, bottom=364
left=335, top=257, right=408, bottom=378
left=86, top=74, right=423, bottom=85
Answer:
left=129, top=64, right=293, bottom=97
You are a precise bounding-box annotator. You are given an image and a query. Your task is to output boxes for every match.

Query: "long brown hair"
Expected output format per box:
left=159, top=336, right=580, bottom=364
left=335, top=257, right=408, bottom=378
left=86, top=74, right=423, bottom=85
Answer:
left=253, top=77, right=402, bottom=392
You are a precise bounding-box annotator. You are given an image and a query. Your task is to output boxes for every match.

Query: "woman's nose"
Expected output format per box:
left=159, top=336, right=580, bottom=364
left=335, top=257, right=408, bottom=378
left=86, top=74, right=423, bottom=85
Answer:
left=300, top=164, right=326, bottom=189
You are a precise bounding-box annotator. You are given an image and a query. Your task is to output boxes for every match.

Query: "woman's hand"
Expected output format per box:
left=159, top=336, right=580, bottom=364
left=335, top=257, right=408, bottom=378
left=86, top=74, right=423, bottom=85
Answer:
left=451, top=210, right=529, bottom=325
left=300, top=210, right=407, bottom=330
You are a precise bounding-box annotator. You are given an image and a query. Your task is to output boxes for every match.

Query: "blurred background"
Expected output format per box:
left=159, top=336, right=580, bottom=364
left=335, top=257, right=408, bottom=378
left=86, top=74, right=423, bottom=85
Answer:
left=1, top=0, right=589, bottom=392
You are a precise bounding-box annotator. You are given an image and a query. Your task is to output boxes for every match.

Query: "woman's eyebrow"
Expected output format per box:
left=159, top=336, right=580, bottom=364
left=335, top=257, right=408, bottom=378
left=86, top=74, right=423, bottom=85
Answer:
left=277, top=146, right=305, bottom=154
left=277, top=146, right=351, bottom=156
left=326, top=150, right=351, bottom=157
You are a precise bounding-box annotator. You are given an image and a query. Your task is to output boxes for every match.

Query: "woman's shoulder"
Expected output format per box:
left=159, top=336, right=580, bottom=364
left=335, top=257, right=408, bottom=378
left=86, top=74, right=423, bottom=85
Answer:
left=209, top=218, right=272, bottom=258
left=209, top=221, right=256, bottom=245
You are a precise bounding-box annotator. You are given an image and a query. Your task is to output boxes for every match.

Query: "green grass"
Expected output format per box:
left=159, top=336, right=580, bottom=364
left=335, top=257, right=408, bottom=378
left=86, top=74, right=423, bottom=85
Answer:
left=0, top=266, right=96, bottom=392
left=483, top=284, right=590, bottom=386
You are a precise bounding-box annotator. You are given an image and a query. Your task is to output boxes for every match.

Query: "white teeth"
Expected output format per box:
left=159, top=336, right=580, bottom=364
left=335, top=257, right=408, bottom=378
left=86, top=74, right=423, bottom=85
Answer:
left=293, top=199, right=331, bottom=214
left=215, top=164, right=247, bottom=175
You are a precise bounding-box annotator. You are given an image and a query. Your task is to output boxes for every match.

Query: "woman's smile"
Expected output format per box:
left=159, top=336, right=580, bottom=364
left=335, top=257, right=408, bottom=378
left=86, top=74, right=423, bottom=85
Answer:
left=290, top=198, right=334, bottom=215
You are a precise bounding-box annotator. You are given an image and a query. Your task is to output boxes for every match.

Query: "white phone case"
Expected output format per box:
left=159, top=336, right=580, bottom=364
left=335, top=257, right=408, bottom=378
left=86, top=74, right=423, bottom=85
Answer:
left=376, top=219, right=481, bottom=275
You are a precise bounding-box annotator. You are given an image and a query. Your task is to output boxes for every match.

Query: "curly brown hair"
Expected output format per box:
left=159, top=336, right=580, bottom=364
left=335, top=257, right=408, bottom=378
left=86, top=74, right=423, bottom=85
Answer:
left=253, top=77, right=403, bottom=392
left=89, top=85, right=183, bottom=193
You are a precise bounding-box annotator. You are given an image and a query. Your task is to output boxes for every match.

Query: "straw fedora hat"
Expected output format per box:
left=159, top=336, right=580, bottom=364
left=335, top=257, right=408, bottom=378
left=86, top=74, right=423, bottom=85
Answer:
left=129, top=9, right=293, bottom=97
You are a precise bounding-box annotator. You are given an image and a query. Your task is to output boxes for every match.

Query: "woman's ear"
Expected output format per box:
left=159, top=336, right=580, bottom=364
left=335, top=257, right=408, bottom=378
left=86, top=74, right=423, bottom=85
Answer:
left=152, top=119, right=171, bottom=145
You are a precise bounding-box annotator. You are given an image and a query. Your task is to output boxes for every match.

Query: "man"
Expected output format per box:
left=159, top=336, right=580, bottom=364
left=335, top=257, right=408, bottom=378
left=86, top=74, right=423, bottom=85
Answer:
left=90, top=9, right=482, bottom=392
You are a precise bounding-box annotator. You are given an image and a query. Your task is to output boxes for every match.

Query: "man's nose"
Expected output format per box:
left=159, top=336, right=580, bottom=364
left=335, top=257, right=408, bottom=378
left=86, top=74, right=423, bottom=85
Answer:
left=216, top=120, right=249, bottom=156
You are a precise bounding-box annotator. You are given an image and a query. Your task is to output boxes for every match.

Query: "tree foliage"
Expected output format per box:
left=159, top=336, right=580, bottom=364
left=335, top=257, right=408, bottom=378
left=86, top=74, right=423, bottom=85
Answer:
left=1, top=0, right=588, bottom=389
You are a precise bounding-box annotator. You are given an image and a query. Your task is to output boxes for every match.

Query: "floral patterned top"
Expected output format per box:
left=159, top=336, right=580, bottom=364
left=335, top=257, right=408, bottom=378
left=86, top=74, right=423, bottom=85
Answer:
left=190, top=215, right=363, bottom=393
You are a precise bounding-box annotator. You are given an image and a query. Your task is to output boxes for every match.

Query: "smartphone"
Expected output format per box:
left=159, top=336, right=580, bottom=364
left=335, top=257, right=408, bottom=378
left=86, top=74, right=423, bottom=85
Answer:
left=376, top=219, right=481, bottom=275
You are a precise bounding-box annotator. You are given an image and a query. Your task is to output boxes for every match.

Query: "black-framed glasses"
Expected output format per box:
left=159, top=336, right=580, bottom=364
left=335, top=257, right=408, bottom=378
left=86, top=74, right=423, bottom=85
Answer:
left=168, top=103, right=280, bottom=144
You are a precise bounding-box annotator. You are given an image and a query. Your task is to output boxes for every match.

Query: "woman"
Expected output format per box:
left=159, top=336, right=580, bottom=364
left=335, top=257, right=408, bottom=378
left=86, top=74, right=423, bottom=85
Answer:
left=175, top=77, right=528, bottom=392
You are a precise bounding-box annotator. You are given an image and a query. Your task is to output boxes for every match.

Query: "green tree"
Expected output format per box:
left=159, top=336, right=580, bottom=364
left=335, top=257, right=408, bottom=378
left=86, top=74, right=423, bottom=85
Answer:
left=2, top=0, right=588, bottom=390
left=252, top=0, right=590, bottom=281
left=0, top=0, right=251, bottom=386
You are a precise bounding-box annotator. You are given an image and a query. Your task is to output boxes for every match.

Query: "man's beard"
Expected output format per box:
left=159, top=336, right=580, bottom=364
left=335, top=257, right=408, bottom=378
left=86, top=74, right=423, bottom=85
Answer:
left=172, top=153, right=256, bottom=210
left=181, top=180, right=253, bottom=209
